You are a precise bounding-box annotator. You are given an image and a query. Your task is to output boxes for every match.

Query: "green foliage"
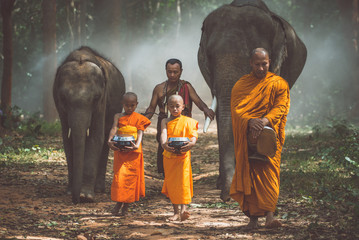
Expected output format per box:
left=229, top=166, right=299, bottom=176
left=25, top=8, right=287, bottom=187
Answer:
left=316, top=119, right=359, bottom=177
left=282, top=123, right=359, bottom=231
left=1, top=105, right=61, bottom=137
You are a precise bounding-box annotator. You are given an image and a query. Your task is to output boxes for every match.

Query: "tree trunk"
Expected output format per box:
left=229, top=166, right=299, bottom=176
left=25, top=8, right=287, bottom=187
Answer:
left=176, top=0, right=182, bottom=40
left=109, top=0, right=122, bottom=65
left=42, top=0, right=57, bottom=122
left=337, top=0, right=359, bottom=119
left=66, top=0, right=75, bottom=51
left=0, top=0, right=15, bottom=126
left=78, top=0, right=87, bottom=46
left=92, top=0, right=122, bottom=59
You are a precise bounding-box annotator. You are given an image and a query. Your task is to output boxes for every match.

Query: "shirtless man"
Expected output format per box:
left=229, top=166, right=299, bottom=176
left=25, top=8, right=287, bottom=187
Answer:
left=143, top=58, right=215, bottom=174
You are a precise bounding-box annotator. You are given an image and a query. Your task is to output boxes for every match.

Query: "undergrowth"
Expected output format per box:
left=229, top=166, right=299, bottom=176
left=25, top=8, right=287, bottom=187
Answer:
left=281, top=119, right=359, bottom=233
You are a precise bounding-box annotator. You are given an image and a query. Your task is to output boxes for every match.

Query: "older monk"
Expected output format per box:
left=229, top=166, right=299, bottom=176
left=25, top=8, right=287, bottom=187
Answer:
left=230, top=48, right=290, bottom=229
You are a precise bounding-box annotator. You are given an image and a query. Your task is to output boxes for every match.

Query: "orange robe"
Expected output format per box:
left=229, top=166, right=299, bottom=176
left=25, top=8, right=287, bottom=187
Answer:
left=111, top=112, right=151, bottom=203
left=230, top=72, right=290, bottom=216
left=161, top=115, right=198, bottom=204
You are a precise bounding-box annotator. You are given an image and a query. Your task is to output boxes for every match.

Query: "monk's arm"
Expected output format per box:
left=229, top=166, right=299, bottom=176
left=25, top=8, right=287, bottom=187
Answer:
left=124, top=129, right=143, bottom=151
left=160, top=119, right=175, bottom=152
left=187, top=84, right=215, bottom=120
left=180, top=136, right=197, bottom=152
left=264, top=81, right=290, bottom=127
left=143, top=85, right=160, bottom=119
left=107, top=113, right=121, bottom=150
left=134, top=130, right=143, bottom=148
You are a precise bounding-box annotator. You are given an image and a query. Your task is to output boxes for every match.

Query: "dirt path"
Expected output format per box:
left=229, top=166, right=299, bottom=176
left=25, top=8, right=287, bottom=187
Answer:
left=0, top=130, right=329, bottom=239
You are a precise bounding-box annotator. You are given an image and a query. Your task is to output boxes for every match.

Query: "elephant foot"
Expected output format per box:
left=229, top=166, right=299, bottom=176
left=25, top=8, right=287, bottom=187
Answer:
left=94, top=181, right=106, bottom=193
left=220, top=190, right=231, bottom=202
left=79, top=187, right=95, bottom=203
left=66, top=185, right=72, bottom=195
left=79, top=192, right=95, bottom=203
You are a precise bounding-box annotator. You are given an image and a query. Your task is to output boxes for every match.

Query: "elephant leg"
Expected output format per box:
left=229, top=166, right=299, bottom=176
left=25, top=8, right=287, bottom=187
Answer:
left=95, top=142, right=109, bottom=193
left=81, top=135, right=104, bottom=202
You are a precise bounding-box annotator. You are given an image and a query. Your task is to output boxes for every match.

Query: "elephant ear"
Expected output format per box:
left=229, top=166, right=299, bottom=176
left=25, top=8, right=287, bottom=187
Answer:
left=198, top=24, right=214, bottom=96
left=271, top=14, right=307, bottom=89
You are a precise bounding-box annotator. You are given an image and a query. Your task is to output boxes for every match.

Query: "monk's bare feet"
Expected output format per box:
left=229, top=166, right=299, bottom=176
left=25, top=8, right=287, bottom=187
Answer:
left=180, top=211, right=190, bottom=221
left=244, top=216, right=259, bottom=230
left=265, top=212, right=282, bottom=228
left=265, top=219, right=282, bottom=228
left=121, top=203, right=129, bottom=216
left=111, top=202, right=123, bottom=216
left=168, top=214, right=180, bottom=221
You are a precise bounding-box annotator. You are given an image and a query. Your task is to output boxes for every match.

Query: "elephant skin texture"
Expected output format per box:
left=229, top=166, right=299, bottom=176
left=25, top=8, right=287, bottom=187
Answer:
left=53, top=46, right=126, bottom=204
left=198, top=0, right=306, bottom=202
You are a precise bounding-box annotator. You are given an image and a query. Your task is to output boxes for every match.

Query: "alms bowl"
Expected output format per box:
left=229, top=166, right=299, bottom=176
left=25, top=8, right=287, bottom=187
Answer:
left=112, top=134, right=135, bottom=148
left=168, top=137, right=190, bottom=151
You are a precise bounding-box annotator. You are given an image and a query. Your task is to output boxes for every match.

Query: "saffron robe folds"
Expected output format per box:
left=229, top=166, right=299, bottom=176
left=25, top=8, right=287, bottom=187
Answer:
left=161, top=115, right=198, bottom=204
left=230, top=72, right=290, bottom=216
left=111, top=112, right=151, bottom=203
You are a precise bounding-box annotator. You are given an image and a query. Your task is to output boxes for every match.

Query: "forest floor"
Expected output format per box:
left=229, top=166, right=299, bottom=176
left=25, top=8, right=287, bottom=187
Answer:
left=0, top=125, right=358, bottom=239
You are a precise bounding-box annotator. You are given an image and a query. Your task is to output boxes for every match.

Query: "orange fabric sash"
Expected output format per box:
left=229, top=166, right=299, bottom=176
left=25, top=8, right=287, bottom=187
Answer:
left=118, top=125, right=138, bottom=140
left=230, top=72, right=290, bottom=216
left=111, top=112, right=151, bottom=203
left=161, top=115, right=198, bottom=204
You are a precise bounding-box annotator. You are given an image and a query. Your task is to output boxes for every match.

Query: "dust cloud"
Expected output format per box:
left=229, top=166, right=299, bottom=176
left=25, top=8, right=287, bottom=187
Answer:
left=10, top=0, right=352, bottom=128
left=110, top=18, right=213, bottom=113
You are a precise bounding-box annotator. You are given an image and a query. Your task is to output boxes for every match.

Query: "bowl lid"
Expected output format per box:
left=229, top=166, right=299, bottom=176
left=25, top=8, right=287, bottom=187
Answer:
left=168, top=137, right=190, bottom=142
left=113, top=135, right=135, bottom=141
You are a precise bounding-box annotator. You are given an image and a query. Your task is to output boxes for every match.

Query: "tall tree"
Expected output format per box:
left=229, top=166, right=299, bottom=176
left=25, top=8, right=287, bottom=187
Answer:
left=92, top=0, right=122, bottom=60
left=42, top=0, right=57, bottom=121
left=0, top=0, right=15, bottom=126
left=337, top=0, right=359, bottom=118
left=66, top=0, right=88, bottom=51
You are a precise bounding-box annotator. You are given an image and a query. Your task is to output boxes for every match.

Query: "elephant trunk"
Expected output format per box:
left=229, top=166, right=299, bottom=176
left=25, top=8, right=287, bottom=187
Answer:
left=71, top=126, right=86, bottom=203
left=216, top=93, right=236, bottom=202
left=211, top=56, right=244, bottom=202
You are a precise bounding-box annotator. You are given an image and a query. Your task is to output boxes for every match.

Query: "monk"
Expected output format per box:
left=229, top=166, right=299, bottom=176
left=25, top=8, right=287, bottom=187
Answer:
left=230, top=48, right=290, bottom=229
left=108, top=92, right=151, bottom=216
left=143, top=58, right=214, bottom=175
left=160, top=95, right=198, bottom=221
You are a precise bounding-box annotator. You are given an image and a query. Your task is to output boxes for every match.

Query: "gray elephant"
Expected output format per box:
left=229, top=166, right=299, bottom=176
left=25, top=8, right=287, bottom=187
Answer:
left=198, top=0, right=307, bottom=201
left=53, top=46, right=126, bottom=203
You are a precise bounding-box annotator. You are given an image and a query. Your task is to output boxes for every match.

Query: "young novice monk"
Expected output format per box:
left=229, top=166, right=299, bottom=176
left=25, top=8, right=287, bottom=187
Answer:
left=160, top=94, right=198, bottom=221
left=108, top=92, right=151, bottom=216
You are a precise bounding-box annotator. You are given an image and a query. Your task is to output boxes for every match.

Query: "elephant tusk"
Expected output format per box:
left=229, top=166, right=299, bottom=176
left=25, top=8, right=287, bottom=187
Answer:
left=68, top=128, right=71, bottom=138
left=87, top=128, right=89, bottom=137
left=203, top=96, right=217, bottom=133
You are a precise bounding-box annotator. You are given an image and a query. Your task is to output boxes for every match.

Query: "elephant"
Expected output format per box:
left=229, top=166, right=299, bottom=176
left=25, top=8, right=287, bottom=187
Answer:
left=198, top=0, right=307, bottom=202
left=53, top=46, right=126, bottom=203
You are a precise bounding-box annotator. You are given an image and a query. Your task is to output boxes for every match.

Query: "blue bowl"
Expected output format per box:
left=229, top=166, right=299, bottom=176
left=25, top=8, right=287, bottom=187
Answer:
left=168, top=137, right=190, bottom=151
left=112, top=135, right=135, bottom=148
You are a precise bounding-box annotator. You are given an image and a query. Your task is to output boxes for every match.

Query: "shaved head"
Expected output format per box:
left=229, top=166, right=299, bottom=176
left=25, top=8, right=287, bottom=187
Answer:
left=250, top=48, right=271, bottom=79
left=251, top=48, right=270, bottom=60
left=168, top=94, right=184, bottom=104
left=123, top=92, right=137, bottom=102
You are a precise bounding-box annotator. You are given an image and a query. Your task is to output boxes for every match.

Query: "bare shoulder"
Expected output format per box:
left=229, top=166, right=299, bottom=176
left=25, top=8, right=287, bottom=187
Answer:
left=154, top=81, right=166, bottom=92
left=114, top=112, right=124, bottom=119
left=161, top=118, right=170, bottom=125
left=182, top=80, right=192, bottom=86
